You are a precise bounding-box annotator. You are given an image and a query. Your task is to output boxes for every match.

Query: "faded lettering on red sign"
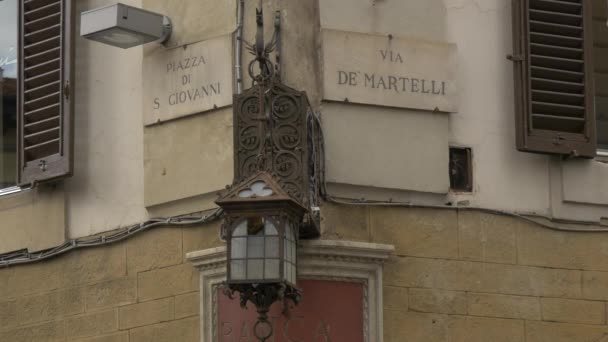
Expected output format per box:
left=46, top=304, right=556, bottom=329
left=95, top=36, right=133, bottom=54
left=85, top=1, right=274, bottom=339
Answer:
left=218, top=280, right=364, bottom=342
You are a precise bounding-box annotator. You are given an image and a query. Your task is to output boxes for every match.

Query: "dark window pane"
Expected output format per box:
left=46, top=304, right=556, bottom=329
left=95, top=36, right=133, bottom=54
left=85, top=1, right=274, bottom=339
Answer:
left=0, top=0, right=18, bottom=188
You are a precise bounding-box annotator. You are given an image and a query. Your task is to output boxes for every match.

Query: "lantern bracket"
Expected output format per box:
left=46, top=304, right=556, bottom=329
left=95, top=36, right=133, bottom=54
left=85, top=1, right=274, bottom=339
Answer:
left=223, top=283, right=301, bottom=341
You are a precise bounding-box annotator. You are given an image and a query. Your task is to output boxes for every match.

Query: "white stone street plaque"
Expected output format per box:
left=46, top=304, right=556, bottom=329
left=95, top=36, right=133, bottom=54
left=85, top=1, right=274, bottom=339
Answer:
left=143, top=35, right=233, bottom=125
left=322, top=29, right=458, bottom=113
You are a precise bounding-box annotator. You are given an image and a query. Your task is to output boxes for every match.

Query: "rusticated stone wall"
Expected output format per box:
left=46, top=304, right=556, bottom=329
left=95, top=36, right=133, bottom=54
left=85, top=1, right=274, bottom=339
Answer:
left=0, top=221, right=221, bottom=342
left=323, top=203, right=608, bottom=342
left=4, top=205, right=608, bottom=341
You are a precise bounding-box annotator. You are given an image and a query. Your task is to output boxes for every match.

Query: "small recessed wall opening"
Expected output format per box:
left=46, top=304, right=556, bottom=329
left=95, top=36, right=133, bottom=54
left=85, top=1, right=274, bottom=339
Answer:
left=449, top=147, right=472, bottom=192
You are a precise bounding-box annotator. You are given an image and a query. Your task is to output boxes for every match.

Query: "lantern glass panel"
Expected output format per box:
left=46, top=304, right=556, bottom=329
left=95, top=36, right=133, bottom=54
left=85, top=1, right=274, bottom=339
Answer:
left=265, top=237, right=279, bottom=258
left=233, top=221, right=247, bottom=236
left=247, top=259, right=264, bottom=279
left=231, top=237, right=246, bottom=259
left=228, top=216, right=298, bottom=284
left=265, top=221, right=278, bottom=235
left=265, top=259, right=280, bottom=279
left=231, top=260, right=246, bottom=280
left=247, top=237, right=264, bottom=258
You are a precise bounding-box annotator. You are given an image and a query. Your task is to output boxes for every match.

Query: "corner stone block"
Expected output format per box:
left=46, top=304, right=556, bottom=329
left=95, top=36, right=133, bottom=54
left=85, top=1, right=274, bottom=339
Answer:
left=447, top=316, right=525, bottom=342
left=175, top=292, right=200, bottom=319
left=525, top=321, right=608, bottom=342
left=127, top=227, right=183, bottom=274
left=582, top=271, right=608, bottom=300
left=118, top=297, right=174, bottom=330
left=458, top=211, right=517, bottom=264
left=409, top=288, right=467, bottom=315
left=518, top=220, right=608, bottom=272
left=129, top=317, right=199, bottom=342
left=384, top=256, right=581, bottom=298
left=541, top=298, right=605, bottom=325
left=371, top=207, right=458, bottom=259
left=84, top=276, right=137, bottom=311
left=384, top=310, right=447, bottom=342
left=2, top=257, right=63, bottom=299
left=320, top=202, right=370, bottom=242
left=0, top=320, right=66, bottom=342
left=65, top=309, right=118, bottom=340
left=13, top=287, right=85, bottom=326
left=137, top=263, right=199, bottom=301
left=0, top=299, right=18, bottom=329
left=72, top=332, right=129, bottom=342
left=59, top=244, right=127, bottom=287
left=383, top=286, right=409, bottom=312
left=182, top=221, right=223, bottom=260
left=467, top=292, right=540, bottom=320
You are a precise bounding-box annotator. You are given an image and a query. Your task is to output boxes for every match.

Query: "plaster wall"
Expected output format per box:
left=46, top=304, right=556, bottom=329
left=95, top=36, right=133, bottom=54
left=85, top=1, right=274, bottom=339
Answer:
left=444, top=0, right=551, bottom=214
left=65, top=0, right=148, bottom=238
left=3, top=0, right=608, bottom=251
left=445, top=0, right=608, bottom=222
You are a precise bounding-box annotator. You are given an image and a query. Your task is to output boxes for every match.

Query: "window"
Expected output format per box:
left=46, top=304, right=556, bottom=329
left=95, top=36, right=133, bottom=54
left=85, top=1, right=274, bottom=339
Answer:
left=0, top=0, right=18, bottom=188
left=511, top=0, right=602, bottom=157
left=0, top=0, right=74, bottom=191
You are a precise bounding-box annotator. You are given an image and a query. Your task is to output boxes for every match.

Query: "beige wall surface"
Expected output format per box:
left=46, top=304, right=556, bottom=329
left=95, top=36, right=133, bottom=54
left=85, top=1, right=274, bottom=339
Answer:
left=322, top=204, right=608, bottom=342
left=3, top=0, right=608, bottom=251
left=444, top=0, right=552, bottom=214
left=319, top=0, right=446, bottom=41
left=444, top=0, right=608, bottom=222
left=4, top=206, right=608, bottom=341
left=0, top=185, right=65, bottom=254
left=0, top=220, right=221, bottom=342
left=65, top=0, right=148, bottom=239
left=143, top=108, right=233, bottom=209
left=323, top=102, right=450, bottom=194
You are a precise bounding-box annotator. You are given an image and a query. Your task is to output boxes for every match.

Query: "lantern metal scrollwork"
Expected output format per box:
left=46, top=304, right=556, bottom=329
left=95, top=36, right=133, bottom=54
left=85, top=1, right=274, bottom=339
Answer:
left=216, top=2, right=321, bottom=342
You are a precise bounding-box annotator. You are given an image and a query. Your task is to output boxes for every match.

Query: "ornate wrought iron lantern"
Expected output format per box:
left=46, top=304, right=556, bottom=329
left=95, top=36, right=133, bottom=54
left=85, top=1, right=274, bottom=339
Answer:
left=216, top=3, right=321, bottom=342
left=218, top=172, right=303, bottom=287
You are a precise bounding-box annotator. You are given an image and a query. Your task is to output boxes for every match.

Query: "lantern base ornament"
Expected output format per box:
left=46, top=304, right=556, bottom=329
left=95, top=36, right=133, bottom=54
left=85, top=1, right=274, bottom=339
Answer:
left=223, top=283, right=302, bottom=341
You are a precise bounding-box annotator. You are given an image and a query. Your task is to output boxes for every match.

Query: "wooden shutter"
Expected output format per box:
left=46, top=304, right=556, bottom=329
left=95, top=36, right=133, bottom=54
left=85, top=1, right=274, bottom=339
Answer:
left=18, top=0, right=73, bottom=185
left=512, top=0, right=596, bottom=157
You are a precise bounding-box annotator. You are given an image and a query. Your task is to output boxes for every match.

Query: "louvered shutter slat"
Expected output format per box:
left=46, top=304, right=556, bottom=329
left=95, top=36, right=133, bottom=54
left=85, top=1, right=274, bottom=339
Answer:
left=512, top=0, right=596, bottom=157
left=24, top=116, right=60, bottom=135
left=19, top=0, right=73, bottom=184
left=24, top=1, right=61, bottom=21
left=531, top=77, right=584, bottom=93
left=24, top=80, right=61, bottom=101
left=532, top=89, right=584, bottom=105
left=24, top=36, right=60, bottom=55
left=531, top=0, right=582, bottom=14
left=530, top=9, right=582, bottom=26
left=531, top=66, right=583, bottom=82
left=530, top=43, right=582, bottom=60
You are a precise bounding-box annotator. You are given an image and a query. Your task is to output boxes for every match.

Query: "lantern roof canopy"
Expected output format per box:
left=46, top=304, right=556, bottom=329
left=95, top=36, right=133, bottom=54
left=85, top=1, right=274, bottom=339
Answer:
left=216, top=171, right=308, bottom=214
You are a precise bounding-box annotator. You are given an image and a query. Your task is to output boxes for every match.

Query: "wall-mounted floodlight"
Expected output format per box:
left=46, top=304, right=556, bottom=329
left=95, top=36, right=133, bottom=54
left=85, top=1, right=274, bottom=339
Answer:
left=80, top=3, right=171, bottom=49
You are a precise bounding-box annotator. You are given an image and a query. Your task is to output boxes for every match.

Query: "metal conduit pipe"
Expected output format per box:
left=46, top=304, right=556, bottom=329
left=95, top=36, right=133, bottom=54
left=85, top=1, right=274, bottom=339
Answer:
left=235, top=0, right=245, bottom=94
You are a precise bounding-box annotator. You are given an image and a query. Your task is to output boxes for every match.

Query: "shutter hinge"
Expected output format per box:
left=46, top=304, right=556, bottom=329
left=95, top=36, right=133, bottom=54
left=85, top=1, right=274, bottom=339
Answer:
left=507, top=54, right=523, bottom=62
left=553, top=134, right=565, bottom=146
left=64, top=82, right=70, bottom=100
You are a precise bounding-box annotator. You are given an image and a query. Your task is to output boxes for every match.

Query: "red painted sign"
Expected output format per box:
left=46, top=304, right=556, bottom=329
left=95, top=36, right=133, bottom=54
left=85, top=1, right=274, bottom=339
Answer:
left=218, top=280, right=364, bottom=342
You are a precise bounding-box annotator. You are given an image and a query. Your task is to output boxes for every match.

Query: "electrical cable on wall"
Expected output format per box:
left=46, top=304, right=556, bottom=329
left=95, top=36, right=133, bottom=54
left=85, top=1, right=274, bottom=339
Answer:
left=2, top=113, right=608, bottom=267
left=310, top=110, right=608, bottom=233
left=0, top=208, right=223, bottom=267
